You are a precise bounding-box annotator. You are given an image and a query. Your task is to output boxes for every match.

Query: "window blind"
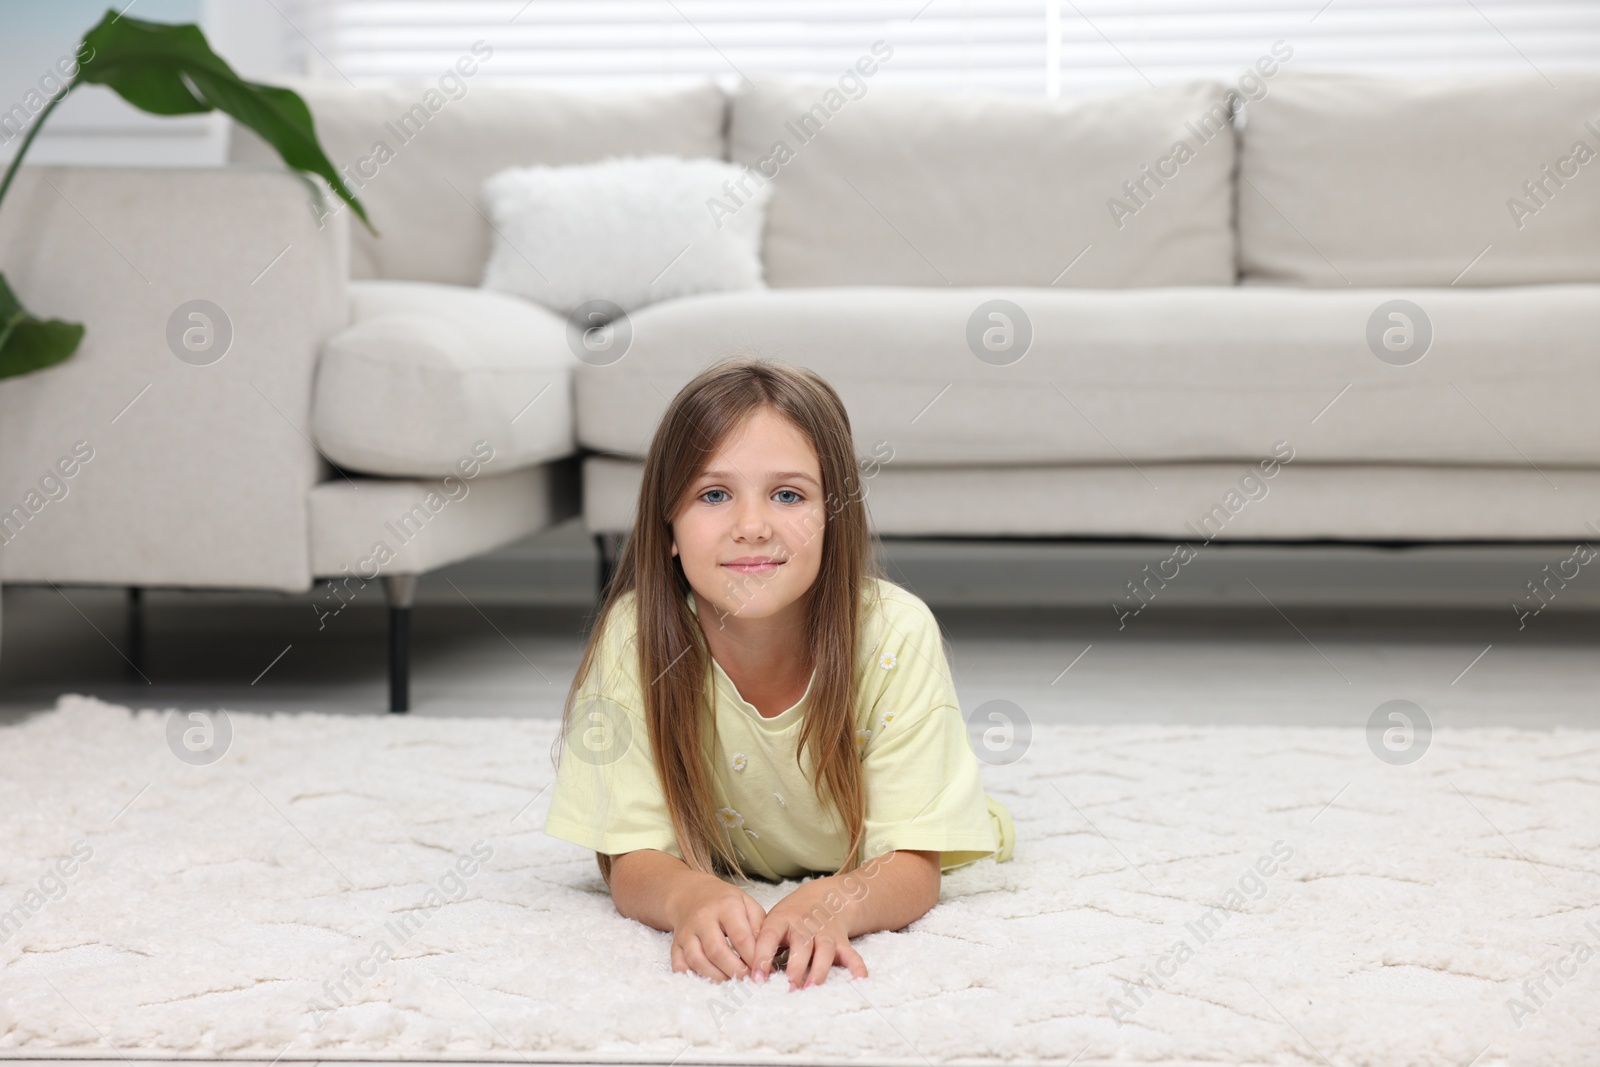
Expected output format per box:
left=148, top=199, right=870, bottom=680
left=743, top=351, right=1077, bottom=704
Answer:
left=287, top=0, right=1600, bottom=95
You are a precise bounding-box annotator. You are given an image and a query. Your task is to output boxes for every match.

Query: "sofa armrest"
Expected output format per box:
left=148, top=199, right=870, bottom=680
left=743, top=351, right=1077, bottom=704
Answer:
left=0, top=165, right=350, bottom=592
left=312, top=281, right=577, bottom=479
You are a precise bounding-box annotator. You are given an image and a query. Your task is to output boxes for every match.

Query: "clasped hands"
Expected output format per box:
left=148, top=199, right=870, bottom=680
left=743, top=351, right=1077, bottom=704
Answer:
left=669, top=871, right=867, bottom=988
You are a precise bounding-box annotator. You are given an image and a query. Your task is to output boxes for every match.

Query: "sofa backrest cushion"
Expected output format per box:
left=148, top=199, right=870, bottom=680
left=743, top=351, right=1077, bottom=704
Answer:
left=728, top=78, right=1238, bottom=288
left=1238, top=71, right=1600, bottom=286
left=229, top=81, right=727, bottom=285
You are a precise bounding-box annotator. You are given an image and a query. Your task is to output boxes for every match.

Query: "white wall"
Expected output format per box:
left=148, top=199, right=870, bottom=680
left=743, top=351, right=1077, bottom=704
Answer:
left=0, top=0, right=304, bottom=168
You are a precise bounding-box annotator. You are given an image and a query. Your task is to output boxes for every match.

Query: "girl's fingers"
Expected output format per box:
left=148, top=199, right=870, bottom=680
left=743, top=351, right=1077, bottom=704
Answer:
left=785, top=934, right=813, bottom=989
left=838, top=939, right=869, bottom=980
left=742, top=897, right=767, bottom=963
left=727, top=900, right=763, bottom=975
left=751, top=917, right=786, bottom=979
left=683, top=936, right=732, bottom=983
left=707, top=928, right=750, bottom=981
left=744, top=896, right=767, bottom=936
left=671, top=941, right=686, bottom=975
left=803, top=936, right=834, bottom=987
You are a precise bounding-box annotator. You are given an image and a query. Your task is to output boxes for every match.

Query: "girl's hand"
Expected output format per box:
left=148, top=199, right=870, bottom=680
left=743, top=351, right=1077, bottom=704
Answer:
left=752, top=877, right=869, bottom=989
left=668, top=874, right=767, bottom=983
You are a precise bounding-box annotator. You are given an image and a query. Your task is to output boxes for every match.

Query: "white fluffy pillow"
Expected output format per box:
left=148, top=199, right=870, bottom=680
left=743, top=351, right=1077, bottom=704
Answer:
left=478, top=154, right=771, bottom=316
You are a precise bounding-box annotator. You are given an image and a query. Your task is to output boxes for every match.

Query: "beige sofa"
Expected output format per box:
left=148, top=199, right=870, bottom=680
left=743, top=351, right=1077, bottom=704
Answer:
left=4, top=69, right=1597, bottom=709
left=577, top=72, right=1600, bottom=548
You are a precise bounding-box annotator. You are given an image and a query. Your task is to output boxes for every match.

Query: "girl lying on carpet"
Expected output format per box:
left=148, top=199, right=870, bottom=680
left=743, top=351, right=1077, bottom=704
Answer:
left=544, top=357, right=1014, bottom=990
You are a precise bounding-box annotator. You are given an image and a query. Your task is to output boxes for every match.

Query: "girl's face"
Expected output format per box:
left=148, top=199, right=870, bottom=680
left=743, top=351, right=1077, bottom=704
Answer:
left=671, top=407, right=826, bottom=628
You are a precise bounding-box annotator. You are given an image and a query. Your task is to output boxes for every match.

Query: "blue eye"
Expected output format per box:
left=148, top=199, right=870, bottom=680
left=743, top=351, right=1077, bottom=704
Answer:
left=698, top=488, right=805, bottom=505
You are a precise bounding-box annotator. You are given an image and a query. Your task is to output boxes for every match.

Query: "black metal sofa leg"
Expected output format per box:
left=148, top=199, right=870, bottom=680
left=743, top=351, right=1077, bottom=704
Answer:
left=384, top=574, right=417, bottom=713
left=127, top=586, right=145, bottom=680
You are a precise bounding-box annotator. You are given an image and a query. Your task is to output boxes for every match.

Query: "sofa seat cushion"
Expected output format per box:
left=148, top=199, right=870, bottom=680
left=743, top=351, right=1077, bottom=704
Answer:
left=313, top=282, right=577, bottom=479
left=309, top=461, right=578, bottom=580
left=575, top=285, right=1600, bottom=466
left=729, top=78, right=1237, bottom=288
left=1238, top=71, right=1600, bottom=286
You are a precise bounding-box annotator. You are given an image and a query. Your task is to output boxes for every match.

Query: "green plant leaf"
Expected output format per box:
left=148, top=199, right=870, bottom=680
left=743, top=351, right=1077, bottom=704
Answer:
left=0, top=272, right=84, bottom=380
left=74, top=8, right=373, bottom=231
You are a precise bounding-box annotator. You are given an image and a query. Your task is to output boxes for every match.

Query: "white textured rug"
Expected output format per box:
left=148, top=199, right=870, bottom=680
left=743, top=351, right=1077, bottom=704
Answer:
left=1, top=694, right=1597, bottom=1067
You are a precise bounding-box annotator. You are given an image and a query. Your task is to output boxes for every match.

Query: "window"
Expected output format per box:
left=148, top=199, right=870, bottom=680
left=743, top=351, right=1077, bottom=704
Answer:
left=291, top=0, right=1600, bottom=95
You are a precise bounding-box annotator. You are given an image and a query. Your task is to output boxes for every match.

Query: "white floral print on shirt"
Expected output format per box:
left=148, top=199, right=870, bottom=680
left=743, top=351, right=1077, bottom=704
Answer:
left=731, top=753, right=748, bottom=772
left=715, top=807, right=744, bottom=830
left=860, top=653, right=898, bottom=752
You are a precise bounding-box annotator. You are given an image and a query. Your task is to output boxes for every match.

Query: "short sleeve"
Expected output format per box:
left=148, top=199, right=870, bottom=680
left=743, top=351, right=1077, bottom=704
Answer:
left=858, top=597, right=998, bottom=871
left=543, top=627, right=684, bottom=860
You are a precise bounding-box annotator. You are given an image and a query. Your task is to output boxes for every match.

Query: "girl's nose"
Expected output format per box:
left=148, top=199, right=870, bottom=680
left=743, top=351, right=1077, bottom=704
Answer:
left=733, top=504, right=770, bottom=537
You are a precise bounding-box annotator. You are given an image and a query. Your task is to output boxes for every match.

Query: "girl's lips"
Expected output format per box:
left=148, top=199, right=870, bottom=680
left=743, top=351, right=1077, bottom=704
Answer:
left=723, top=561, right=782, bottom=574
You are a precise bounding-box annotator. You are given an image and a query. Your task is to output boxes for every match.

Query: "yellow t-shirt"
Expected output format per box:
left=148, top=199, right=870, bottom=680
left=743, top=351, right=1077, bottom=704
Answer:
left=543, top=576, right=1010, bottom=881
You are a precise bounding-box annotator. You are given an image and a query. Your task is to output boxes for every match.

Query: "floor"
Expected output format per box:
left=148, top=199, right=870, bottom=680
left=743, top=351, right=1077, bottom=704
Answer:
left=3, top=518, right=1598, bottom=731
left=3, top=523, right=1598, bottom=1065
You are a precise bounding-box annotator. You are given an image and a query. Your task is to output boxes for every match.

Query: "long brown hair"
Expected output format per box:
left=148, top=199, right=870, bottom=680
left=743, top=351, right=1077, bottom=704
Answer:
left=552, top=356, right=888, bottom=889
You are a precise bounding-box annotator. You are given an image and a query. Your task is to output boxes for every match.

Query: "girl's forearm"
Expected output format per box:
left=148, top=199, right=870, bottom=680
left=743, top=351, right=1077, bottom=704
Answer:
left=837, top=849, right=941, bottom=938
left=609, top=848, right=714, bottom=932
